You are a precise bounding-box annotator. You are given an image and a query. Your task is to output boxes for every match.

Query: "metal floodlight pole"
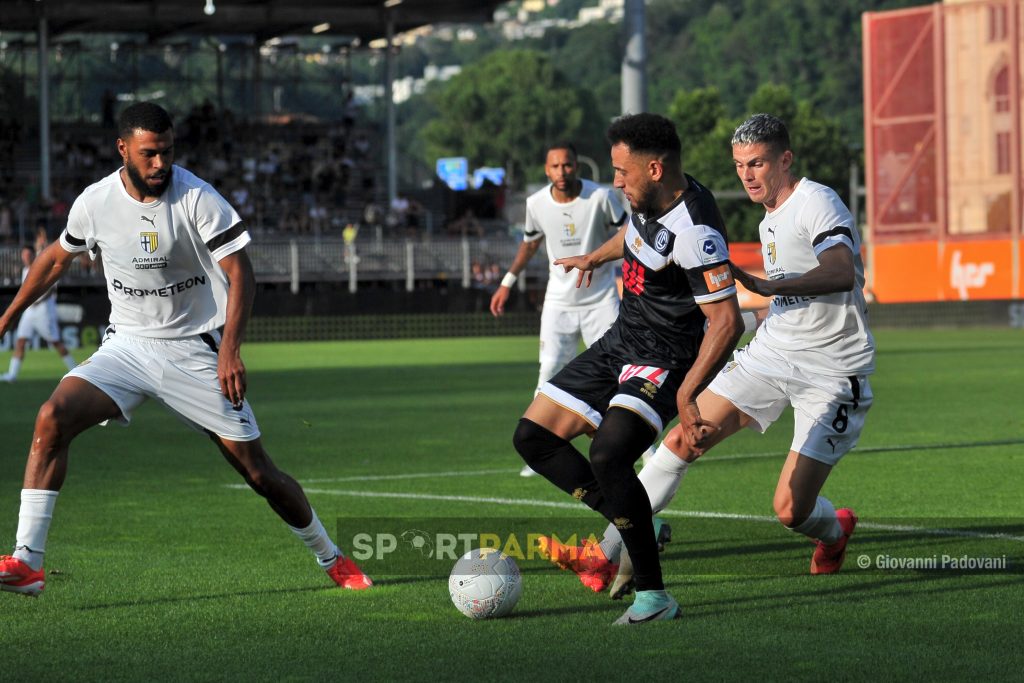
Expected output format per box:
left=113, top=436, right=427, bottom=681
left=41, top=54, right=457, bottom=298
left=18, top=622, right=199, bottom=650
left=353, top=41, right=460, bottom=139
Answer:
left=621, top=0, right=647, bottom=115
left=38, top=16, right=51, bottom=203
left=385, top=11, right=398, bottom=208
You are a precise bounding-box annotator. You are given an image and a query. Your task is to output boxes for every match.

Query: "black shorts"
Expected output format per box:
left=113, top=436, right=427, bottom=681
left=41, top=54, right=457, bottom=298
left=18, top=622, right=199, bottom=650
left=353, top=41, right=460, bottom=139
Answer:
left=540, top=332, right=688, bottom=434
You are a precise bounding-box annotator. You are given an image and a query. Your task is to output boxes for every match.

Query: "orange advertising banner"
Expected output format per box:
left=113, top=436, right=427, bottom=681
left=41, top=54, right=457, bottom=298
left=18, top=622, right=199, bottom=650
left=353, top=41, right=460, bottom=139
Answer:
left=730, top=242, right=772, bottom=310
left=870, top=239, right=1020, bottom=303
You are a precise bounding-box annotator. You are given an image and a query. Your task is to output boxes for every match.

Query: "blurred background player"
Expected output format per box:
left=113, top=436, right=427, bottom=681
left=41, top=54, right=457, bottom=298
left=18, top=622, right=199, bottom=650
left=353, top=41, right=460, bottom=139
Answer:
left=2, top=244, right=77, bottom=382
left=0, top=102, right=371, bottom=597
left=598, top=113, right=875, bottom=598
left=490, top=141, right=626, bottom=477
left=512, top=113, right=743, bottom=624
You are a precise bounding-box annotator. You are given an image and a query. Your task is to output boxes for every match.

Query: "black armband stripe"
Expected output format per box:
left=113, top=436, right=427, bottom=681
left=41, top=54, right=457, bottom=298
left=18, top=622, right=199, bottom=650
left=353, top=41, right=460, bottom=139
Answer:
left=205, top=223, right=247, bottom=252
left=63, top=230, right=86, bottom=247
left=811, top=227, right=853, bottom=247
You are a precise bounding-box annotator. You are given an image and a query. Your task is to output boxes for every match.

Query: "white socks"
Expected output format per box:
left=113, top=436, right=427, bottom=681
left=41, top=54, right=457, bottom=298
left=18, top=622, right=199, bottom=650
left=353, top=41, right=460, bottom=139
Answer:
left=599, top=442, right=690, bottom=561
left=13, top=489, right=59, bottom=571
left=1, top=354, right=75, bottom=379
left=288, top=509, right=341, bottom=567
left=536, top=361, right=560, bottom=393
left=789, top=496, right=842, bottom=544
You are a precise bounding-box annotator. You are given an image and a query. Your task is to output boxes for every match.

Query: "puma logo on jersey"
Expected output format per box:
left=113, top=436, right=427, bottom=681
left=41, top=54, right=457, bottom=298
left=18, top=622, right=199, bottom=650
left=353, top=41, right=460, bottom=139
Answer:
left=140, top=215, right=156, bottom=226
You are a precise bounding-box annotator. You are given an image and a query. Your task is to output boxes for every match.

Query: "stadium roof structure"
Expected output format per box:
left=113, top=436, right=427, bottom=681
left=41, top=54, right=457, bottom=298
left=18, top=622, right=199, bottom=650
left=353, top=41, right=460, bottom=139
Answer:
left=1, top=0, right=507, bottom=43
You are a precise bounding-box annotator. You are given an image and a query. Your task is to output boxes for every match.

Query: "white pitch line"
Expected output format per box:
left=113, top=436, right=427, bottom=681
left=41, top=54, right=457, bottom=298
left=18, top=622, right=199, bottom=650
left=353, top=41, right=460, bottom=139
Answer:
left=286, top=439, right=1024, bottom=484
left=302, top=468, right=519, bottom=483
left=224, top=484, right=1024, bottom=543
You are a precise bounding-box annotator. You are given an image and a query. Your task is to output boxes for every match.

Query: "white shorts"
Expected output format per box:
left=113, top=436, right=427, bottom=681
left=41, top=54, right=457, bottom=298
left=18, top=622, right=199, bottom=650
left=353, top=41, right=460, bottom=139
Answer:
left=16, top=300, right=60, bottom=343
left=707, top=338, right=873, bottom=466
left=66, top=327, right=261, bottom=442
left=539, top=299, right=620, bottom=367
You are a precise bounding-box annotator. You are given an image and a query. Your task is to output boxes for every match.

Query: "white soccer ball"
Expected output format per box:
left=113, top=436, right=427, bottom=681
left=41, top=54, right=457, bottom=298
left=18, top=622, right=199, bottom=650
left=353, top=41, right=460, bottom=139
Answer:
left=448, top=547, right=522, bottom=619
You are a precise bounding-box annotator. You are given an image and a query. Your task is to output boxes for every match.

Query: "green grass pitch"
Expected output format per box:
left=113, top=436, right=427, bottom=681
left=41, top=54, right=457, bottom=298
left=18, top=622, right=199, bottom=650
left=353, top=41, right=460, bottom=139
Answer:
left=2, top=329, right=1023, bottom=681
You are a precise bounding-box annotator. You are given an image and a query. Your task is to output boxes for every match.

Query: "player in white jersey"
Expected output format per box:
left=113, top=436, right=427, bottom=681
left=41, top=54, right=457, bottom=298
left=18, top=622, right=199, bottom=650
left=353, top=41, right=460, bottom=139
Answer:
left=1, top=245, right=77, bottom=382
left=597, top=113, right=876, bottom=597
left=490, top=142, right=626, bottom=476
left=0, top=102, right=371, bottom=597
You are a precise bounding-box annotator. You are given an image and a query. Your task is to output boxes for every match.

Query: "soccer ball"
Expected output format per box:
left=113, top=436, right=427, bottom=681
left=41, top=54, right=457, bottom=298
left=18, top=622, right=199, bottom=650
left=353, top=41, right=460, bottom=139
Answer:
left=448, top=547, right=522, bottom=619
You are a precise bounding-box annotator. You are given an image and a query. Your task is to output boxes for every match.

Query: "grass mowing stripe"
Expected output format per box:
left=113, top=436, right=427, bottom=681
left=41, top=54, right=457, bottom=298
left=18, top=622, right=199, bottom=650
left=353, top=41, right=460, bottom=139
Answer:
left=708, top=437, right=1024, bottom=462
left=2, top=331, right=1021, bottom=681
left=224, top=485, right=1024, bottom=543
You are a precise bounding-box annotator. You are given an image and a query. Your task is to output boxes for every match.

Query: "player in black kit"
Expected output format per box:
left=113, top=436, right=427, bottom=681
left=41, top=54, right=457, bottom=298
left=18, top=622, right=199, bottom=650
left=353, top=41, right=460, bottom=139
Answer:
left=512, top=113, right=744, bottom=625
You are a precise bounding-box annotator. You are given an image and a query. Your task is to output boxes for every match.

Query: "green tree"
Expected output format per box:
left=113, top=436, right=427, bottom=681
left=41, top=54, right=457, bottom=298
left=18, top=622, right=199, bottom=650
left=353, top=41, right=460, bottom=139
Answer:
left=667, top=83, right=854, bottom=242
left=668, top=86, right=725, bottom=142
left=421, top=49, right=601, bottom=188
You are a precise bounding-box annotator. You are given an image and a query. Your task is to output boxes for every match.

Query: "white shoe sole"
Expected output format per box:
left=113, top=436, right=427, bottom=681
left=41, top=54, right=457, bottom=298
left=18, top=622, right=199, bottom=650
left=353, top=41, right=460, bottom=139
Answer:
left=0, top=580, right=44, bottom=596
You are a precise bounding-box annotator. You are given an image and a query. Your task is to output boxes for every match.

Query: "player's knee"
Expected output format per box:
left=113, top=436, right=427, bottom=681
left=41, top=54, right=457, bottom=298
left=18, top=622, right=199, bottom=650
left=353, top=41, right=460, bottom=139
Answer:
left=229, top=445, right=278, bottom=495
left=244, top=460, right=283, bottom=498
left=589, top=433, right=645, bottom=482
left=245, top=468, right=271, bottom=497
left=33, top=400, right=71, bottom=450
left=590, top=410, right=654, bottom=477
left=512, top=418, right=562, bottom=465
left=773, top=493, right=805, bottom=528
left=587, top=443, right=622, bottom=481
left=662, top=429, right=701, bottom=463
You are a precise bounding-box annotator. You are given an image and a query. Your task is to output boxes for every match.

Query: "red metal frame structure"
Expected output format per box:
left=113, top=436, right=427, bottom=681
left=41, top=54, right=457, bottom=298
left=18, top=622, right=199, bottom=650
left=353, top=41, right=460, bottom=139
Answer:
left=863, top=0, right=1023, bottom=302
left=864, top=4, right=946, bottom=242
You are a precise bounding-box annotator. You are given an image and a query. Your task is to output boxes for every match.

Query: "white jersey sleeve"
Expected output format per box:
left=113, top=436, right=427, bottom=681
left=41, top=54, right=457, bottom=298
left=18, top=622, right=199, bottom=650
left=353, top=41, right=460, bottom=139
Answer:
left=671, top=224, right=736, bottom=304
left=601, top=187, right=627, bottom=229
left=192, top=181, right=250, bottom=261
left=523, top=198, right=546, bottom=244
left=63, top=194, right=96, bottom=254
left=805, top=189, right=856, bottom=258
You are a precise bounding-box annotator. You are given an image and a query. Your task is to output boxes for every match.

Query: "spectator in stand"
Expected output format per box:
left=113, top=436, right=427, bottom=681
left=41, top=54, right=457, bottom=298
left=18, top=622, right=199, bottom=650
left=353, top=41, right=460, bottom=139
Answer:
left=33, top=221, right=49, bottom=256
left=0, top=203, right=13, bottom=244
left=447, top=208, right=483, bottom=238
left=101, top=89, right=117, bottom=128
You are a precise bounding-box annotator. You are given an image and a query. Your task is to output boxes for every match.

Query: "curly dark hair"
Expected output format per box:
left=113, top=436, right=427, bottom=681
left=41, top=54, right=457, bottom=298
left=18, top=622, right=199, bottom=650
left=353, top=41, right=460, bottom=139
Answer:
left=117, top=102, right=173, bottom=139
left=606, top=113, right=681, bottom=164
